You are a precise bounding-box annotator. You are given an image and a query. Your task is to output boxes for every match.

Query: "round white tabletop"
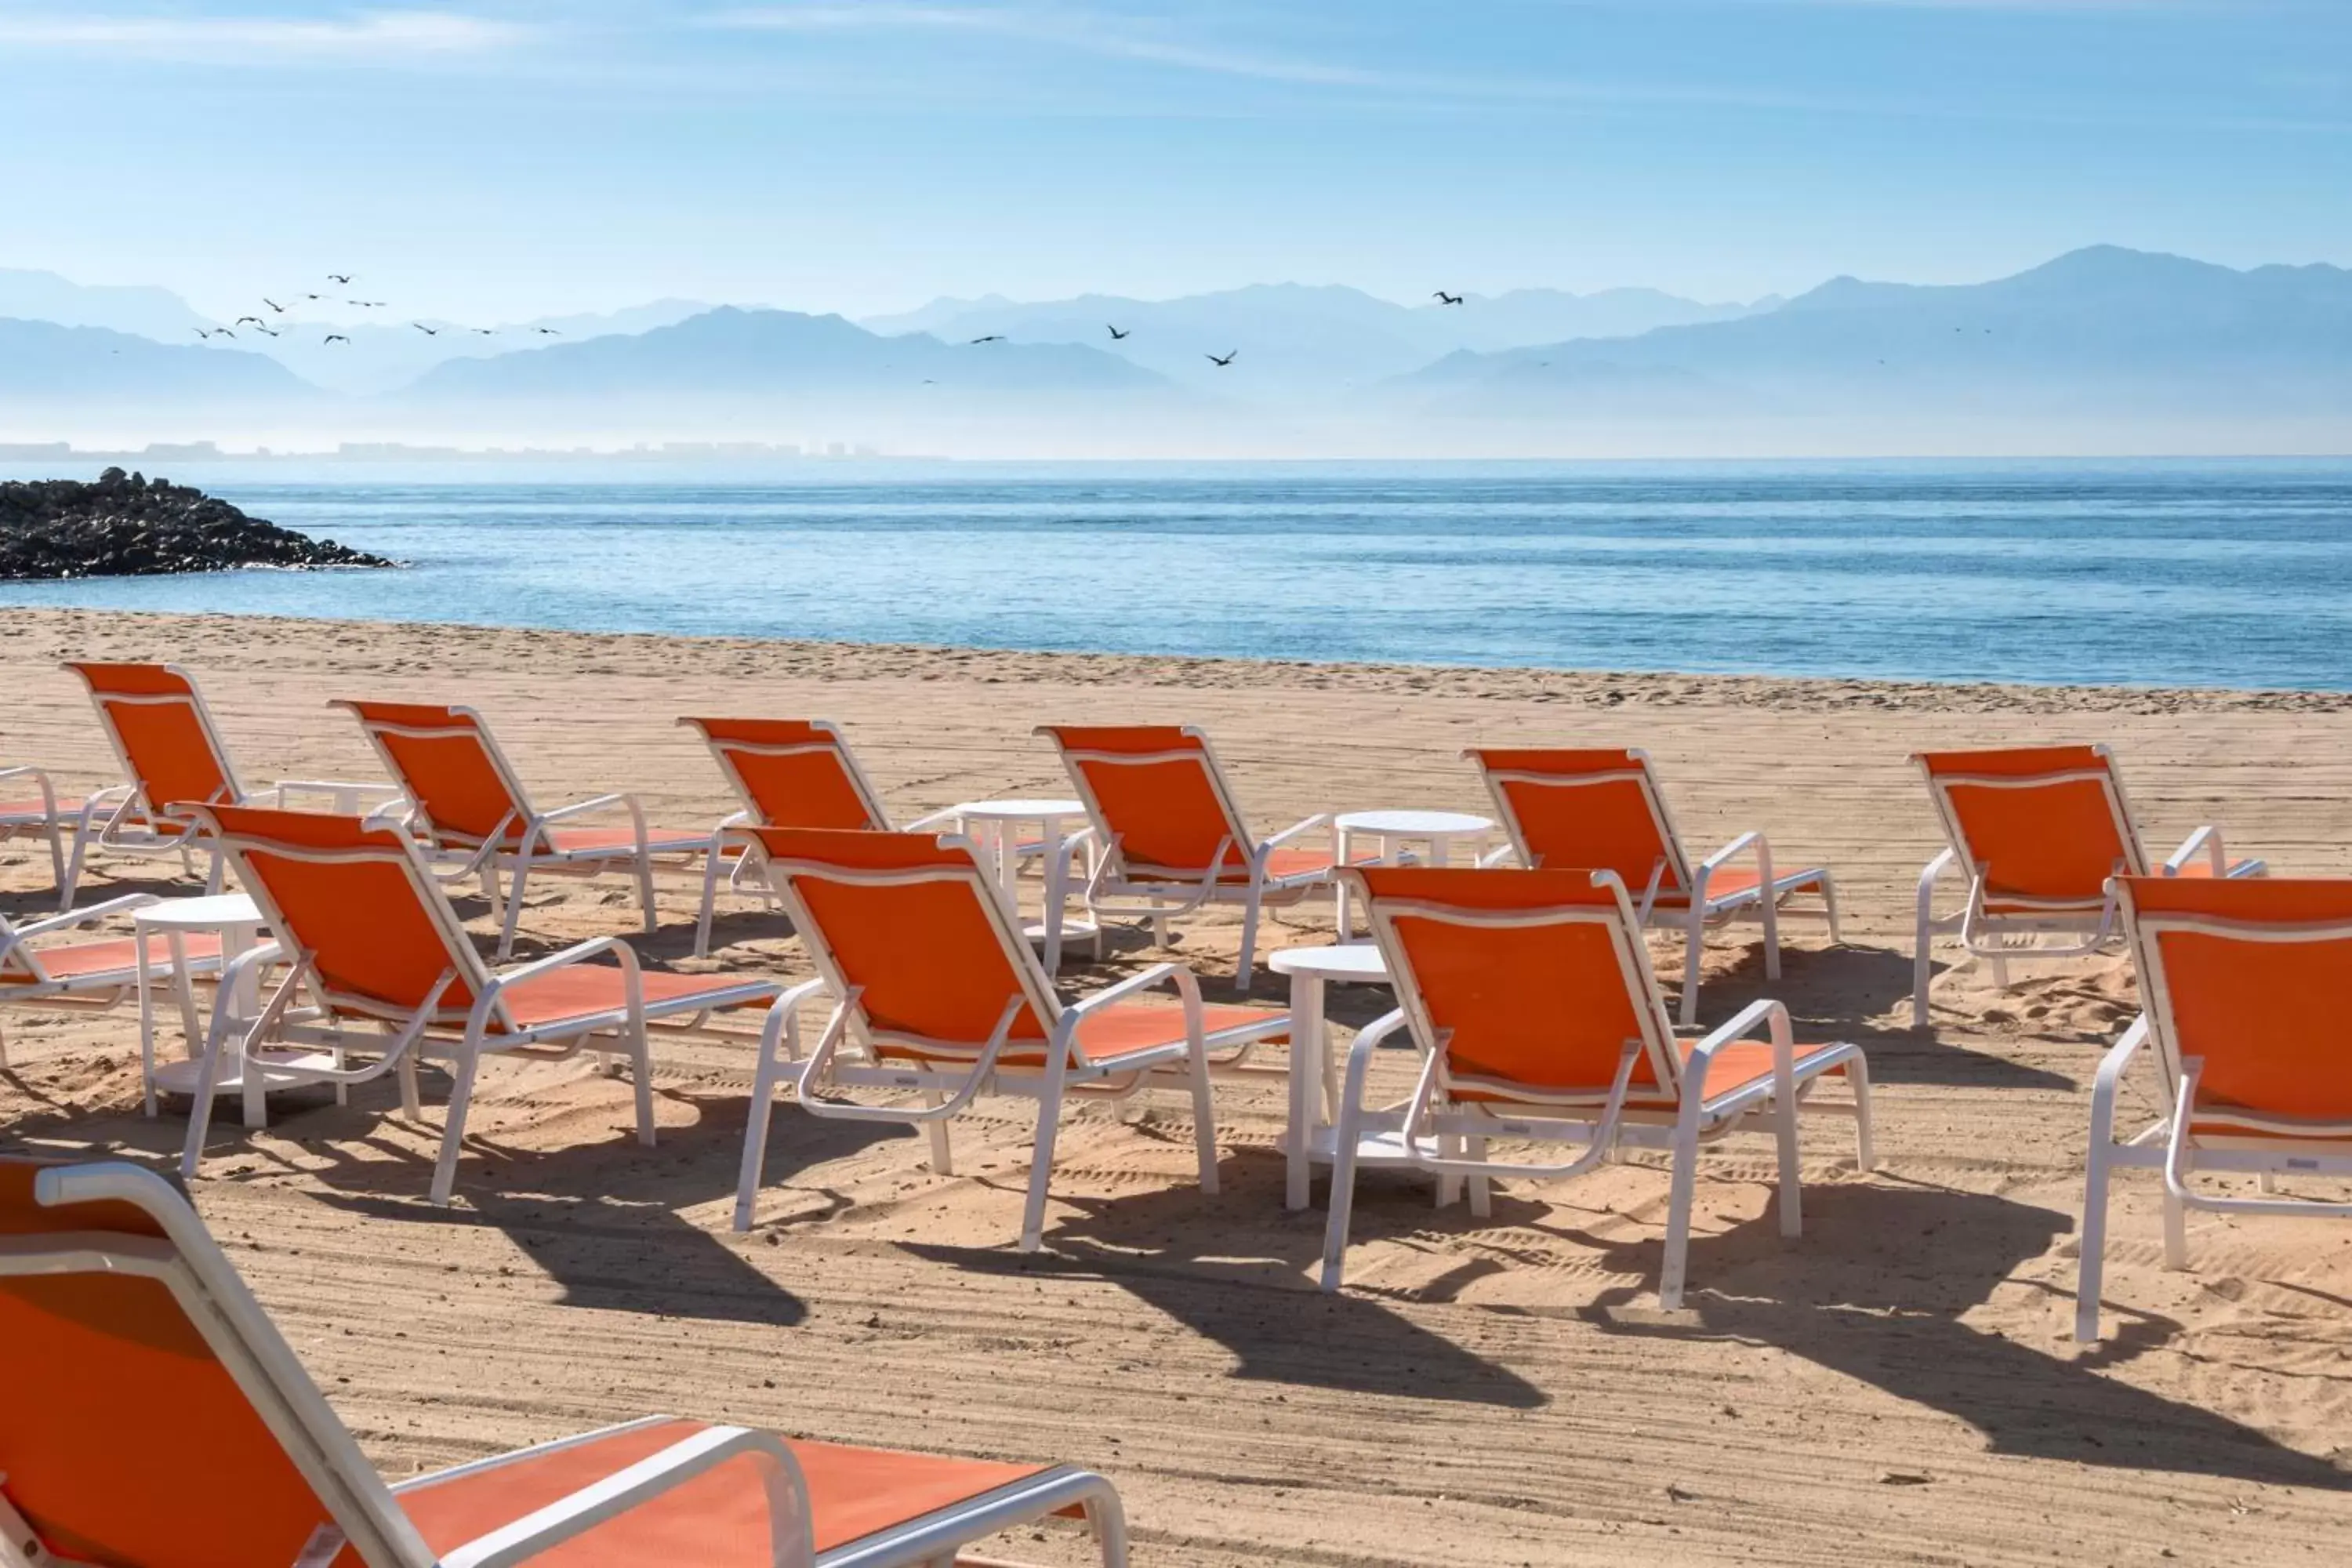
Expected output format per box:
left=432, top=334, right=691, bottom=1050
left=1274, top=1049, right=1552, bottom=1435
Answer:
left=1270, top=943, right=1392, bottom=981
left=951, top=798, right=1086, bottom=821
left=134, top=893, right=263, bottom=930
left=1334, top=809, right=1496, bottom=837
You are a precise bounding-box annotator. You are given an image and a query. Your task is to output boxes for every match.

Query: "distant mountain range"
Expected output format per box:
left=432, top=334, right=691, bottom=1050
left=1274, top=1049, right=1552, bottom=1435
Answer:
left=1, top=247, right=2346, bottom=455
left=859, top=282, right=1767, bottom=397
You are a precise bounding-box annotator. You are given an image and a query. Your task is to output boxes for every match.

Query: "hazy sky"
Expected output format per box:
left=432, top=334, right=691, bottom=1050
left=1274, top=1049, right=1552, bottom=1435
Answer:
left=2, top=2, right=2345, bottom=324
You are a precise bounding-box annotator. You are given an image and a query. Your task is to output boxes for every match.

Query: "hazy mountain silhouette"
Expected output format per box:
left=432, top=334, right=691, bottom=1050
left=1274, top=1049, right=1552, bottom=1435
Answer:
left=1397, top=247, right=2352, bottom=420
left=861, top=282, right=1764, bottom=397
left=0, top=269, right=212, bottom=342
left=260, top=299, right=719, bottom=395
left=0, top=318, right=317, bottom=402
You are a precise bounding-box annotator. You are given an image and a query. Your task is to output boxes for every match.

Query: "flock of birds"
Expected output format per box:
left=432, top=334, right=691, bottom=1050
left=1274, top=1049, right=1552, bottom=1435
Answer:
left=189, top=275, right=564, bottom=347
left=962, top=290, right=1467, bottom=368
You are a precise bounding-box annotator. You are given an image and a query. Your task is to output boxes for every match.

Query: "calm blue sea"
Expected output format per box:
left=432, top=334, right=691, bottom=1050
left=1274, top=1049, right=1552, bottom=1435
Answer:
left=4, top=459, right=2348, bottom=690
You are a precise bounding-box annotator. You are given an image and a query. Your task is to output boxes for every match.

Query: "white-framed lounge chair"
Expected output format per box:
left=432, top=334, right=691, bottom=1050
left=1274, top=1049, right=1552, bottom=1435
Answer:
left=179, top=803, right=788, bottom=1206
left=336, top=699, right=724, bottom=960
left=0, top=763, right=116, bottom=909
left=1319, top=865, right=1874, bottom=1308
left=1468, top=747, right=1841, bottom=1025
left=736, top=826, right=1288, bottom=1246
left=63, top=660, right=390, bottom=896
left=1040, top=724, right=1356, bottom=991
left=0, top=894, right=222, bottom=1069
left=0, top=1153, right=1133, bottom=1567
left=1911, top=745, right=2265, bottom=1028
left=677, top=717, right=965, bottom=955
left=2075, top=874, right=2352, bottom=1342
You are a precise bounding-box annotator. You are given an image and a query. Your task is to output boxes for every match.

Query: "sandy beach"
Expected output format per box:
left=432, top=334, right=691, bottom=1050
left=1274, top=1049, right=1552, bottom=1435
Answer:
left=5, top=604, right=2350, bottom=1565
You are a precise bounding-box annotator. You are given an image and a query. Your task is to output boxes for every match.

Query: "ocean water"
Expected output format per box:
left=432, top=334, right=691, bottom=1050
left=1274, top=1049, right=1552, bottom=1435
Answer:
left=4, top=460, right=2349, bottom=690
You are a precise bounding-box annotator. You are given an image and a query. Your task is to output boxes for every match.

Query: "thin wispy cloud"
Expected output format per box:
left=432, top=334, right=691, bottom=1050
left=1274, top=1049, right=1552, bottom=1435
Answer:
left=0, top=9, right=532, bottom=57
left=710, top=4, right=1384, bottom=87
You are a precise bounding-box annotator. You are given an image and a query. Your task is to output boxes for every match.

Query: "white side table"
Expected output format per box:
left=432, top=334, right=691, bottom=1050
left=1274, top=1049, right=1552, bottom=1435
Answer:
left=1331, top=809, right=1497, bottom=942
left=1269, top=942, right=1394, bottom=1210
left=946, top=798, right=1101, bottom=971
left=136, top=894, right=268, bottom=1122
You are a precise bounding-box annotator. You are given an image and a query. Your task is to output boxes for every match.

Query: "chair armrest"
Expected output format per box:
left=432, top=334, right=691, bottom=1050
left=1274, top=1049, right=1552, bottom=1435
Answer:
left=1339, top=1008, right=1415, bottom=1104
left=1475, top=842, right=1519, bottom=869
left=2161, top=825, right=2227, bottom=876
left=488, top=935, right=633, bottom=989
left=1690, top=996, right=1791, bottom=1055
left=1066, top=961, right=1185, bottom=1017
left=1261, top=812, right=1333, bottom=851
left=899, top=804, right=963, bottom=832
left=1691, top=830, right=1773, bottom=908
left=9, top=892, right=160, bottom=940
left=0, top=765, right=58, bottom=815
left=267, top=779, right=403, bottom=813
left=1699, top=829, right=1765, bottom=874
left=539, top=792, right=633, bottom=824
left=437, top=1424, right=811, bottom=1568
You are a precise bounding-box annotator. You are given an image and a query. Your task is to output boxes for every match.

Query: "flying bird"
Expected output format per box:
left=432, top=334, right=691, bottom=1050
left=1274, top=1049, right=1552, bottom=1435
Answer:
left=327, top=274, right=353, bottom=285
left=968, top=334, right=1005, bottom=344
left=214, top=328, right=236, bottom=339
left=192, top=328, right=212, bottom=339
left=255, top=326, right=281, bottom=337
left=235, top=315, right=263, bottom=327
left=470, top=328, right=496, bottom=336
left=1106, top=325, right=1130, bottom=340
left=350, top=299, right=384, bottom=307
left=1432, top=291, right=1464, bottom=306
left=263, top=297, right=287, bottom=313
left=412, top=322, right=439, bottom=336
left=325, top=334, right=350, bottom=345
left=303, top=292, right=324, bottom=301
left=533, top=326, right=561, bottom=335
left=1206, top=350, right=1237, bottom=367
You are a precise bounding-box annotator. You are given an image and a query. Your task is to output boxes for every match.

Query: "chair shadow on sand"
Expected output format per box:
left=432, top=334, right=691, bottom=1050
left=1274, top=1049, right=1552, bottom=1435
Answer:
left=898, top=1130, right=1547, bottom=1411
left=1571, top=1180, right=2350, bottom=1490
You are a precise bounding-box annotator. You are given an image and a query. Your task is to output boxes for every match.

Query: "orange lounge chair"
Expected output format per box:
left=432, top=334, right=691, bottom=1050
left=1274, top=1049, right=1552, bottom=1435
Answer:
left=1319, top=866, right=1873, bottom=1307
left=0, top=762, right=118, bottom=909
left=64, top=661, right=391, bottom=895
left=0, top=1154, right=1132, bottom=1567
left=1040, top=724, right=1357, bottom=990
left=337, top=699, right=724, bottom=960
left=0, top=894, right=222, bottom=1073
left=1911, top=745, right=2265, bottom=1027
left=739, top=826, right=1287, bottom=1246
left=678, top=717, right=965, bottom=955
left=2076, top=875, right=2352, bottom=1341
left=1468, top=747, right=1842, bottom=1025
left=179, top=804, right=788, bottom=1206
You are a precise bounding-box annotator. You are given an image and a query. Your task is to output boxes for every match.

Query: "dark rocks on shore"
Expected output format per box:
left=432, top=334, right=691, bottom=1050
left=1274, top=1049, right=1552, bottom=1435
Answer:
left=0, top=468, right=394, bottom=581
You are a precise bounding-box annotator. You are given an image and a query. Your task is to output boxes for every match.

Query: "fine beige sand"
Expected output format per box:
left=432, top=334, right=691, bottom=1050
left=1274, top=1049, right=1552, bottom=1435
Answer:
left=5, top=605, right=2350, bottom=1565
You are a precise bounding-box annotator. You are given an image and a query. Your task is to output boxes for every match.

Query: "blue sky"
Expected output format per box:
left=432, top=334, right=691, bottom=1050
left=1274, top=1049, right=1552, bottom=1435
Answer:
left=0, top=2, right=2344, bottom=324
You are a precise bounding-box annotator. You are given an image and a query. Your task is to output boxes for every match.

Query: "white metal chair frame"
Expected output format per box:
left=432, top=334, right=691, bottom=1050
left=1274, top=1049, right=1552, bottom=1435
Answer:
left=1472, top=750, right=1842, bottom=1026
left=5, top=1159, right=1131, bottom=1568
left=342, top=702, right=721, bottom=960
left=1046, top=726, right=1334, bottom=991
left=1319, top=869, right=1874, bottom=1309
left=681, top=717, right=967, bottom=957
left=2074, top=898, right=2352, bottom=1343
left=1911, top=747, right=2263, bottom=1027
left=0, top=893, right=219, bottom=1070
left=740, top=834, right=1279, bottom=1249
left=0, top=763, right=107, bottom=911
left=184, top=814, right=786, bottom=1206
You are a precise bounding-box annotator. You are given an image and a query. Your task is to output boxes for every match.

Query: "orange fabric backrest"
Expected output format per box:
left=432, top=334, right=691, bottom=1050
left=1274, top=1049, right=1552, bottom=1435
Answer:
left=750, top=828, right=1051, bottom=1051
left=339, top=700, right=524, bottom=844
left=0, top=1156, right=366, bottom=1567
left=1356, top=866, right=1671, bottom=1096
left=1042, top=725, right=1240, bottom=875
left=2121, top=875, right=2352, bottom=1122
left=67, top=661, right=235, bottom=811
left=1470, top=748, right=1682, bottom=892
left=200, top=804, right=480, bottom=1018
left=1917, top=746, right=2133, bottom=902
left=684, top=718, right=882, bottom=830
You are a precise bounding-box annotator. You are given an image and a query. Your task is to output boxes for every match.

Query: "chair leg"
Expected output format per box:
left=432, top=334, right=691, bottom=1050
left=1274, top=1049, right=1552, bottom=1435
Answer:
left=397, top=1055, right=424, bottom=1120
left=628, top=1029, right=656, bottom=1149
left=1019, top=1051, right=1074, bottom=1252
left=1319, top=1100, right=1367, bottom=1292
left=1187, top=1036, right=1221, bottom=1196
left=1911, top=902, right=1936, bottom=1030
left=1659, top=1110, right=1704, bottom=1310
left=1847, top=1056, right=1876, bottom=1172
left=733, top=1007, right=794, bottom=1231
left=2076, top=1108, right=2116, bottom=1343
left=924, top=1090, right=955, bottom=1175
left=431, top=1051, right=483, bottom=1206
left=498, top=855, right=533, bottom=960
left=1773, top=1095, right=1803, bottom=1240
left=1468, top=1137, right=1492, bottom=1219
left=695, top=848, right=724, bottom=960
left=634, top=851, right=658, bottom=935
left=1677, top=914, right=1704, bottom=1028
left=1817, top=870, right=1843, bottom=946
left=59, top=824, right=88, bottom=914
left=44, top=822, right=67, bottom=910
left=1989, top=953, right=2011, bottom=989
left=2161, top=1181, right=2189, bottom=1269
left=180, top=1001, right=238, bottom=1179
left=1236, top=886, right=1263, bottom=994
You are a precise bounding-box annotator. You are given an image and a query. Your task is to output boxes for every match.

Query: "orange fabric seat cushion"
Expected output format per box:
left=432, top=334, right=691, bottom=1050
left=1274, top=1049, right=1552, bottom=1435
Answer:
left=495, top=964, right=768, bottom=1028
left=398, top=1417, right=1049, bottom=1561
left=1650, top=865, right=1826, bottom=909
left=1073, top=1000, right=1286, bottom=1061
left=540, top=825, right=713, bottom=855
left=2, top=932, right=223, bottom=984
left=1671, top=1037, right=1845, bottom=1104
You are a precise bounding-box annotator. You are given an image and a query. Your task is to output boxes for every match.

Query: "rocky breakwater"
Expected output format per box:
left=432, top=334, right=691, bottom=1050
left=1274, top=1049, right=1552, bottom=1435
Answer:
left=0, top=469, right=393, bottom=579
